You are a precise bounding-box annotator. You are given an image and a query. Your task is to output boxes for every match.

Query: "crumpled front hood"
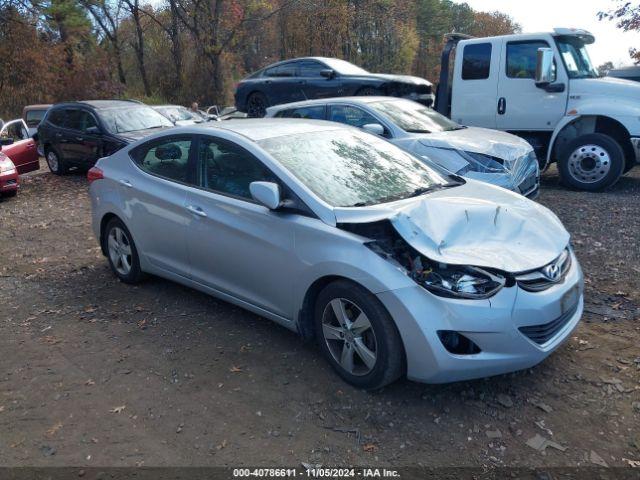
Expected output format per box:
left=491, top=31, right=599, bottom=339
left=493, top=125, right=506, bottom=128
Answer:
left=370, top=73, right=432, bottom=86
left=416, top=126, right=532, bottom=161
left=336, top=181, right=569, bottom=272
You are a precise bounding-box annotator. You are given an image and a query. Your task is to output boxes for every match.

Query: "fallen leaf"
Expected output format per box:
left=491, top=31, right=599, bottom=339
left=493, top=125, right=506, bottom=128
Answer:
left=216, top=439, right=227, bottom=450
left=85, top=379, right=95, bottom=386
left=46, top=422, right=63, bottom=437
left=229, top=366, right=243, bottom=373
left=109, top=405, right=126, bottom=414
left=363, top=443, right=378, bottom=453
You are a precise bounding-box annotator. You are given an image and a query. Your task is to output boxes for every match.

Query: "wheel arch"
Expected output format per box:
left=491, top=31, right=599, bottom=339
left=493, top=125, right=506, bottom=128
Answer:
left=549, top=115, right=634, bottom=170
left=99, top=212, right=121, bottom=256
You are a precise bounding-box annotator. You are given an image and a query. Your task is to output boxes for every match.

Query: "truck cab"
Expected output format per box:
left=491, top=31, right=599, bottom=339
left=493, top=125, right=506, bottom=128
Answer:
left=437, top=28, right=640, bottom=191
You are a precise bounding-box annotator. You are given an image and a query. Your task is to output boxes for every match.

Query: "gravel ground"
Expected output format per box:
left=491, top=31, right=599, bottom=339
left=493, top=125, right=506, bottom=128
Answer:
left=0, top=163, right=638, bottom=469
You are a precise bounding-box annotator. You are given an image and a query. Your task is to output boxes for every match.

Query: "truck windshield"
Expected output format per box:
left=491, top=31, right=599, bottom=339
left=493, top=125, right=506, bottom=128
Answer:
left=556, top=36, right=598, bottom=79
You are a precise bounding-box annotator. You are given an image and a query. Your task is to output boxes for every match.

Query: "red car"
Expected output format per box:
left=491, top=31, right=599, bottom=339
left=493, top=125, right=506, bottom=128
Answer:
left=0, top=151, right=18, bottom=197
left=1, top=119, right=40, bottom=172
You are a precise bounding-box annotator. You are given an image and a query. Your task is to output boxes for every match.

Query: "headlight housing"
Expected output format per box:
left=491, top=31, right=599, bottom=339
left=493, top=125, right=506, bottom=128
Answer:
left=456, top=150, right=506, bottom=175
left=412, top=259, right=506, bottom=299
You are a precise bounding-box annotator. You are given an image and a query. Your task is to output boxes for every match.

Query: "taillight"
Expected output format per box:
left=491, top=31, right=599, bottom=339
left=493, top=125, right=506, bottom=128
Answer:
left=87, top=166, right=104, bottom=183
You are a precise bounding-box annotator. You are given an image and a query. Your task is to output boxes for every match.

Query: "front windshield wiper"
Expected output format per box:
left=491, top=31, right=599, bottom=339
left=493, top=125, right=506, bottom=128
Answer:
left=405, top=129, right=432, bottom=134
left=445, top=126, right=467, bottom=131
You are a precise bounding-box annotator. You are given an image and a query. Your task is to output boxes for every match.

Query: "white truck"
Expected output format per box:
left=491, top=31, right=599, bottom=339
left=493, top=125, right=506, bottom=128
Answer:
left=435, top=28, right=640, bottom=191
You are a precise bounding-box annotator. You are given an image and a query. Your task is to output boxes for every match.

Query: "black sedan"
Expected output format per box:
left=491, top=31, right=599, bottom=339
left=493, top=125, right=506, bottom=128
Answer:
left=235, top=57, right=434, bottom=117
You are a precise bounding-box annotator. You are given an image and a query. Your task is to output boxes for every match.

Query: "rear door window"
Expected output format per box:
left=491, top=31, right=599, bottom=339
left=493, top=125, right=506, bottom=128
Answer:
left=264, top=63, right=297, bottom=78
left=66, top=110, right=98, bottom=132
left=47, top=109, right=67, bottom=128
left=277, top=106, right=326, bottom=120
left=462, top=43, right=492, bottom=80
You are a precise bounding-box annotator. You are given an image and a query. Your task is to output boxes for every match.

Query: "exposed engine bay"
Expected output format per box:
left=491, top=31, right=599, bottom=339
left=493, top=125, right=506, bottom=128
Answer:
left=340, top=221, right=506, bottom=299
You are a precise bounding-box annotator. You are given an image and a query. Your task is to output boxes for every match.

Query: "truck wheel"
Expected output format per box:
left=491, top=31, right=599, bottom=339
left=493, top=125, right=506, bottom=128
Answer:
left=558, top=133, right=625, bottom=191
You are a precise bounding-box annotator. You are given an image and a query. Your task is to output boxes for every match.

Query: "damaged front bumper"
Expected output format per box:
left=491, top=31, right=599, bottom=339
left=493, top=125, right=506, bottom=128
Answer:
left=376, top=250, right=583, bottom=384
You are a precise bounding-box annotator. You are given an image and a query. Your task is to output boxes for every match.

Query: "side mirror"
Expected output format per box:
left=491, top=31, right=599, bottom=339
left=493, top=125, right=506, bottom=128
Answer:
left=362, top=123, right=385, bottom=136
left=250, top=181, right=281, bottom=210
left=535, top=48, right=555, bottom=86
left=85, top=126, right=101, bottom=135
left=0, top=137, right=14, bottom=146
left=320, top=69, right=335, bottom=79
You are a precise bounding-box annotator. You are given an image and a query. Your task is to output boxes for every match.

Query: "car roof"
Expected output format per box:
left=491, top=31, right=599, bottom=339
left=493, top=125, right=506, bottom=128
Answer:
left=191, top=118, right=347, bottom=141
left=52, top=100, right=143, bottom=110
left=23, top=104, right=52, bottom=111
left=267, top=96, right=402, bottom=111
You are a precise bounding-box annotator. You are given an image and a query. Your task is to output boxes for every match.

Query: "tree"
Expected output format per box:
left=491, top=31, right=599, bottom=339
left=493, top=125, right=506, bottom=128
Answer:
left=599, top=1, right=640, bottom=64
left=597, top=61, right=615, bottom=76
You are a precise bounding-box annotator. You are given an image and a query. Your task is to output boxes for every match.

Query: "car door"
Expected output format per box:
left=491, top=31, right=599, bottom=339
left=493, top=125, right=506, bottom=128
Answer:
left=124, top=135, right=195, bottom=277
left=496, top=39, right=568, bottom=131
left=0, top=120, right=39, bottom=174
left=450, top=39, right=501, bottom=128
left=184, top=134, right=296, bottom=319
left=262, top=61, right=306, bottom=105
left=297, top=60, right=342, bottom=99
left=63, top=109, right=103, bottom=167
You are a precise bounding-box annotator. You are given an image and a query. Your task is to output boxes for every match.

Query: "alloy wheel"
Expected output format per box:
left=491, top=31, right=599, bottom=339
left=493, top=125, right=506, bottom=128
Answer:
left=567, top=144, right=611, bottom=184
left=107, top=226, right=133, bottom=276
left=321, top=298, right=378, bottom=376
left=247, top=95, right=267, bottom=117
left=46, top=151, right=59, bottom=172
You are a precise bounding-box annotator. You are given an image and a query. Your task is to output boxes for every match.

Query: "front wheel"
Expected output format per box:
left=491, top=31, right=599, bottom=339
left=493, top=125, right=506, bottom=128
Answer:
left=356, top=87, right=382, bottom=96
left=558, top=133, right=625, bottom=191
left=314, top=280, right=404, bottom=389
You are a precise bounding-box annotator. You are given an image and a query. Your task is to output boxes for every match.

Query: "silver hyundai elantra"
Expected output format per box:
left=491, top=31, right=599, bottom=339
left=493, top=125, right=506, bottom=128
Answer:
left=89, top=119, right=583, bottom=389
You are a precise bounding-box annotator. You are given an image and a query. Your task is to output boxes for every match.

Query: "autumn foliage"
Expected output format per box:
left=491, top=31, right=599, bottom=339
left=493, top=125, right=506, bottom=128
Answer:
left=0, top=0, right=522, bottom=118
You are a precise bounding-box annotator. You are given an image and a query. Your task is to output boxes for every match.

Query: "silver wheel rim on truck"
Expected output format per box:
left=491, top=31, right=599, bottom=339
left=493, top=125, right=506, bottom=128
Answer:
left=567, top=144, right=611, bottom=184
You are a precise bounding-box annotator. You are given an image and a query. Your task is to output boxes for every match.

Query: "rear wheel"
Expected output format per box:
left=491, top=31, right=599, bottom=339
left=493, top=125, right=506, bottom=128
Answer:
left=314, top=280, right=404, bottom=390
left=45, top=148, right=68, bottom=175
left=2, top=190, right=17, bottom=198
left=558, top=133, right=625, bottom=191
left=246, top=92, right=268, bottom=118
left=103, top=217, right=145, bottom=284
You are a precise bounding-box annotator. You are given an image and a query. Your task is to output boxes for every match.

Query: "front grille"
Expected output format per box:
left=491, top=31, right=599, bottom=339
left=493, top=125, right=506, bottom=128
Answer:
left=519, top=300, right=579, bottom=345
left=516, top=248, right=571, bottom=292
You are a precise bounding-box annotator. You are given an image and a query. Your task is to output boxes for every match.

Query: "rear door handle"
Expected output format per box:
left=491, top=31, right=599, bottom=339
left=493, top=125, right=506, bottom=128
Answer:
left=186, top=205, right=207, bottom=217
left=119, top=179, right=133, bottom=188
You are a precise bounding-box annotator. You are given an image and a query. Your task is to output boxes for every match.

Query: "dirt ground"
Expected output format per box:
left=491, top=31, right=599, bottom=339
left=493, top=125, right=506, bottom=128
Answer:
left=0, top=162, right=639, bottom=469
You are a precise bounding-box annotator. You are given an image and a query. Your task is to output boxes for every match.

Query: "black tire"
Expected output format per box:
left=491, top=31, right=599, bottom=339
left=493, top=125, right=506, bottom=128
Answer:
left=314, top=280, right=404, bottom=390
left=558, top=133, right=625, bottom=191
left=45, top=147, right=68, bottom=175
left=356, top=87, right=382, bottom=96
left=3, top=190, right=17, bottom=198
left=246, top=92, right=268, bottom=118
left=103, top=217, right=145, bottom=284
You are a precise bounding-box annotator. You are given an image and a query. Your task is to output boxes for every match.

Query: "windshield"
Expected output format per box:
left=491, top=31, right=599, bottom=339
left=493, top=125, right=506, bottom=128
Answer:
left=556, top=36, right=598, bottom=79
left=259, top=129, right=457, bottom=207
left=101, top=106, right=173, bottom=133
left=322, top=58, right=369, bottom=76
left=369, top=99, right=461, bottom=133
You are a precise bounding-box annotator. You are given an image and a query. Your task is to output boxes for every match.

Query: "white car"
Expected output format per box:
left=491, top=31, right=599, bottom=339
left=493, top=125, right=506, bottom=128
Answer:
left=89, top=119, right=582, bottom=389
left=267, top=97, right=540, bottom=198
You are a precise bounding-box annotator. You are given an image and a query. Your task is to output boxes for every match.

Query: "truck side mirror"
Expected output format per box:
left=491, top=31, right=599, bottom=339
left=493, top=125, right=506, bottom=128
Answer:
left=535, top=48, right=555, bottom=86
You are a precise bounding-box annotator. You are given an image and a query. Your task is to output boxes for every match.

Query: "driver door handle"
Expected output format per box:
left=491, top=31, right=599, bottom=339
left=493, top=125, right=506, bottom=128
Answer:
left=186, top=205, right=207, bottom=217
left=119, top=179, right=133, bottom=188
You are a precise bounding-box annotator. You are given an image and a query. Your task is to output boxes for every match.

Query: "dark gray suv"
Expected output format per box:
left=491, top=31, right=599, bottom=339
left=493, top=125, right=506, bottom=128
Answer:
left=38, top=100, right=173, bottom=175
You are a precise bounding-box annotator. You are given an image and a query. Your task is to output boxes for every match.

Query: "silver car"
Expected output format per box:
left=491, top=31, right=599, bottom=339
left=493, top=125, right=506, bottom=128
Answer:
left=266, top=97, right=540, bottom=198
left=89, top=119, right=583, bottom=389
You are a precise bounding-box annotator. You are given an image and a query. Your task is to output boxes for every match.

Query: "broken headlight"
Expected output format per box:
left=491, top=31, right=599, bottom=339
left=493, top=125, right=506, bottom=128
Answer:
left=411, top=258, right=505, bottom=299
left=457, top=150, right=505, bottom=175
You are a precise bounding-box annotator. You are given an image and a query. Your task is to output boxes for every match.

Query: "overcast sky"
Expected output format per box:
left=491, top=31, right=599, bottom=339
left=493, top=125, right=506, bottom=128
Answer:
left=453, top=0, right=640, bottom=67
